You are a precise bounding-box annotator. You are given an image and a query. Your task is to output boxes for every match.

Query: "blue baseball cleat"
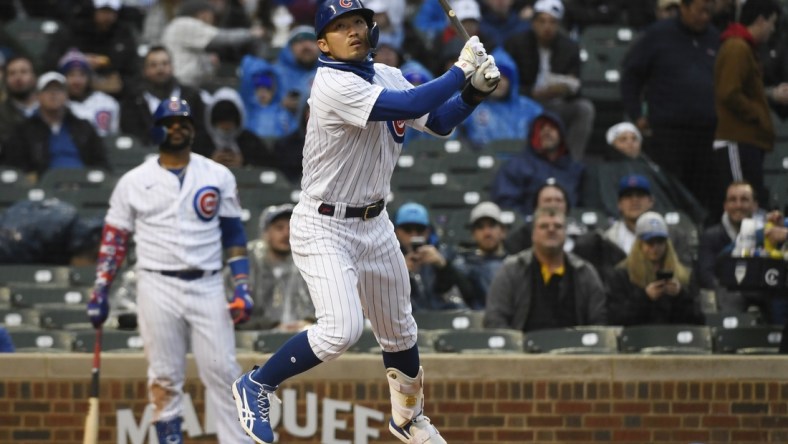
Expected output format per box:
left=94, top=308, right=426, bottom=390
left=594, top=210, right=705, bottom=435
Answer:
left=232, top=367, right=280, bottom=444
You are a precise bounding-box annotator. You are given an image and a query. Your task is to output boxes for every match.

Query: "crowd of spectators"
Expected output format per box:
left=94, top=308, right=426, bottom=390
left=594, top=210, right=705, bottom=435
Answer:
left=0, top=0, right=788, bottom=339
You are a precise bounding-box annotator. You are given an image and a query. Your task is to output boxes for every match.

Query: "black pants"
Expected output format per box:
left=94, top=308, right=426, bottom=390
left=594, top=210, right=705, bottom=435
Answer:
left=711, top=141, right=767, bottom=213
left=645, top=126, right=716, bottom=214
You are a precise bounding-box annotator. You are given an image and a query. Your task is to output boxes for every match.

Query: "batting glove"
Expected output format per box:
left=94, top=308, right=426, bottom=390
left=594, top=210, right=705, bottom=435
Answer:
left=228, top=282, right=253, bottom=325
left=87, top=287, right=109, bottom=329
left=454, top=36, right=488, bottom=79
left=471, top=55, right=501, bottom=94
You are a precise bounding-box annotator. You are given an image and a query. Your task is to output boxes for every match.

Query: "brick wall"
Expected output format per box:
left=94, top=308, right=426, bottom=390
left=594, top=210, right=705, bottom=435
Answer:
left=1, top=354, right=787, bottom=443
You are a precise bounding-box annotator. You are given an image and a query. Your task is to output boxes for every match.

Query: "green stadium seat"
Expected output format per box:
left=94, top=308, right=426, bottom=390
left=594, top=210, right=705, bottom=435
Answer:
left=619, top=325, right=713, bottom=355
left=0, top=186, right=47, bottom=207
left=9, top=285, right=88, bottom=308
left=412, top=310, right=484, bottom=330
left=347, top=328, right=381, bottom=353
left=4, top=18, right=62, bottom=67
left=38, top=168, right=115, bottom=192
left=432, top=328, right=523, bottom=354
left=0, top=264, right=72, bottom=285
left=7, top=328, right=74, bottom=352
left=38, top=305, right=91, bottom=330
left=0, top=307, right=40, bottom=328
left=231, top=167, right=292, bottom=190
left=72, top=329, right=145, bottom=353
left=704, top=311, right=762, bottom=330
left=523, top=326, right=620, bottom=354
left=405, top=138, right=467, bottom=157
left=713, top=325, right=783, bottom=354
left=251, top=330, right=299, bottom=353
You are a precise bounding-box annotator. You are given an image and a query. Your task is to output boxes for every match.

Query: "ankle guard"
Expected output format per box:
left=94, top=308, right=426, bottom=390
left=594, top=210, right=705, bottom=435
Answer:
left=386, top=366, right=425, bottom=427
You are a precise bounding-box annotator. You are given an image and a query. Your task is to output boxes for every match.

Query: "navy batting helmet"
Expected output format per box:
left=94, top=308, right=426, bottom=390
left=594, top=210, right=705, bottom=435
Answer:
left=314, top=0, right=378, bottom=49
left=150, top=97, right=193, bottom=145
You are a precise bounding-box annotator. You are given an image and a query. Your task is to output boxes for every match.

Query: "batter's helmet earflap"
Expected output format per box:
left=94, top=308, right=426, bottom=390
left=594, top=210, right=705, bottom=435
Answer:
left=314, top=0, right=378, bottom=49
left=150, top=97, right=193, bottom=145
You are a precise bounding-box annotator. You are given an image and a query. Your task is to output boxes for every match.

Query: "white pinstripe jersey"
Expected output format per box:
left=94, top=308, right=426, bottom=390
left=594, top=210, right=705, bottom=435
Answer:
left=105, top=153, right=242, bottom=270
left=301, top=63, right=433, bottom=206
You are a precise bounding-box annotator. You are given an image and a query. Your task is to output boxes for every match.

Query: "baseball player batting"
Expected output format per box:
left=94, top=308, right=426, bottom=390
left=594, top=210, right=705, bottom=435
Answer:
left=87, top=97, right=254, bottom=444
left=232, top=1, right=500, bottom=443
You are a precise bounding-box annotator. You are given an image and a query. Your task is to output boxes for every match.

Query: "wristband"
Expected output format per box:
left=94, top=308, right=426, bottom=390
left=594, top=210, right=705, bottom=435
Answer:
left=228, top=256, right=250, bottom=284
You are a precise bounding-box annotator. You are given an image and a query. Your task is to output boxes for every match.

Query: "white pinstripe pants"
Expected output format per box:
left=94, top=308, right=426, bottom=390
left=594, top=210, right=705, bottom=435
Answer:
left=136, top=270, right=251, bottom=443
left=290, top=195, right=418, bottom=361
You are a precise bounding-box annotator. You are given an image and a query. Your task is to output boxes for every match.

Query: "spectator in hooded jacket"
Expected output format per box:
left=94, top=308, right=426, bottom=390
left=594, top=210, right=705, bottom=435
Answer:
left=59, top=48, right=119, bottom=137
left=491, top=111, right=584, bottom=216
left=201, top=87, right=272, bottom=168
left=461, top=48, right=543, bottom=149
left=239, top=55, right=299, bottom=139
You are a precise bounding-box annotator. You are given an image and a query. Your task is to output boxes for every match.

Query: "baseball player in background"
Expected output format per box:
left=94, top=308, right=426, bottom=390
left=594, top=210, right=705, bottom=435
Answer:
left=232, top=1, right=500, bottom=443
left=87, top=97, right=254, bottom=444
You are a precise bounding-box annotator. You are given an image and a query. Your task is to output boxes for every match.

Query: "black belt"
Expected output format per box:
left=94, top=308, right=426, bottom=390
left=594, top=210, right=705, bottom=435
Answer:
left=318, top=199, right=385, bottom=220
left=151, top=270, right=219, bottom=281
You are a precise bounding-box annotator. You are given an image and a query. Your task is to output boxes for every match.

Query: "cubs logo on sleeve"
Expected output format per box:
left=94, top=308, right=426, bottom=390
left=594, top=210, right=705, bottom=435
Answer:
left=386, top=120, right=406, bottom=144
left=193, top=186, right=220, bottom=221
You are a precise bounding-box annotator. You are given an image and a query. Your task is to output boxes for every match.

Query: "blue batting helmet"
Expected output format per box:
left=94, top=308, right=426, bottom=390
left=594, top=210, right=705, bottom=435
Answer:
left=150, top=97, right=193, bottom=145
left=314, top=0, right=378, bottom=48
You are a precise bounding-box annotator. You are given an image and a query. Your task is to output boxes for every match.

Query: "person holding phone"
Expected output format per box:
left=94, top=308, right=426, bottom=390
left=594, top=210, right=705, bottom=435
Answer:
left=393, top=202, right=473, bottom=311
left=607, top=211, right=702, bottom=326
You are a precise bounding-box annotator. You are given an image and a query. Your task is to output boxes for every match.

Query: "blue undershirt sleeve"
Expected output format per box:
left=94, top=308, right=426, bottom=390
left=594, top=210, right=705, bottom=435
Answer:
left=219, top=216, right=247, bottom=249
left=368, top=66, right=466, bottom=121
left=423, top=93, right=477, bottom=136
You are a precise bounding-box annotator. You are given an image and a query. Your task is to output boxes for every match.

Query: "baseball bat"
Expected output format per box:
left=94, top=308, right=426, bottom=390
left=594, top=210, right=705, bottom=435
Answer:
left=83, top=327, right=102, bottom=444
left=437, top=0, right=471, bottom=41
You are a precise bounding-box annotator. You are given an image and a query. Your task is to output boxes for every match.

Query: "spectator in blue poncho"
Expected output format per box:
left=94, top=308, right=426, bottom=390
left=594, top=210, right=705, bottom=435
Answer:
left=239, top=55, right=299, bottom=139
left=461, top=48, right=543, bottom=150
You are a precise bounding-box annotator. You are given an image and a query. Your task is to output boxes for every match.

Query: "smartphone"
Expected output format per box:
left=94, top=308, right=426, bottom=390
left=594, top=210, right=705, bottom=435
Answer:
left=410, top=236, right=426, bottom=251
left=656, top=270, right=674, bottom=281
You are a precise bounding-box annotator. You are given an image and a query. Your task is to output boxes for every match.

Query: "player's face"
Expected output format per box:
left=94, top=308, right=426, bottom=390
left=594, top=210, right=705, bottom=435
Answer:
left=143, top=50, right=173, bottom=85
left=160, top=116, right=194, bottom=151
left=264, top=217, right=291, bottom=255
left=724, top=184, right=756, bottom=225
left=65, top=68, right=89, bottom=98
left=318, top=14, right=371, bottom=62
left=472, top=218, right=505, bottom=253
left=532, top=213, right=566, bottom=253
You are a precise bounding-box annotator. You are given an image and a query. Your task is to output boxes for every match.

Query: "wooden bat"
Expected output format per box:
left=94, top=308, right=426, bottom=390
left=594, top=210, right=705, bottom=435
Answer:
left=83, top=328, right=102, bottom=444
left=437, top=0, right=471, bottom=41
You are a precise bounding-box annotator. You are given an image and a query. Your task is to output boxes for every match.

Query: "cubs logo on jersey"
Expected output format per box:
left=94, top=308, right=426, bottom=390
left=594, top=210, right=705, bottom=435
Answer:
left=193, top=186, right=220, bottom=221
left=386, top=120, right=406, bottom=144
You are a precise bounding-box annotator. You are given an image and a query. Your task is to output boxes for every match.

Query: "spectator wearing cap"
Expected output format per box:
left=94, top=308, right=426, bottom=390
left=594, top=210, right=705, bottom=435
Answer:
left=394, top=202, right=473, bottom=311
left=161, top=0, right=265, bottom=87
left=202, top=87, right=271, bottom=168
left=491, top=111, right=584, bottom=217
left=43, top=0, right=139, bottom=98
left=620, top=0, right=719, bottom=213
left=581, top=121, right=707, bottom=226
left=479, top=0, right=532, bottom=49
left=461, top=47, right=543, bottom=149
left=0, top=56, right=38, bottom=153
left=484, top=206, right=607, bottom=332
left=120, top=45, right=210, bottom=147
left=452, top=202, right=509, bottom=309
left=273, top=25, right=319, bottom=116
left=3, top=72, right=109, bottom=182
left=504, top=0, right=595, bottom=161
left=229, top=203, right=315, bottom=331
left=59, top=48, right=119, bottom=137
left=603, top=174, right=655, bottom=255
left=239, top=56, right=299, bottom=139
left=607, top=211, right=701, bottom=326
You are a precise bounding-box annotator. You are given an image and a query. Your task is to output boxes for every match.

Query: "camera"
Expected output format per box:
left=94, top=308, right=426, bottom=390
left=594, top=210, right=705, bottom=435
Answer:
left=656, top=270, right=674, bottom=281
left=410, top=236, right=426, bottom=251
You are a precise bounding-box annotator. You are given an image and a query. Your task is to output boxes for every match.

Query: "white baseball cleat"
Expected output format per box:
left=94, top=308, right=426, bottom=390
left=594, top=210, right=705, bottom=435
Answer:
left=389, top=414, right=447, bottom=444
